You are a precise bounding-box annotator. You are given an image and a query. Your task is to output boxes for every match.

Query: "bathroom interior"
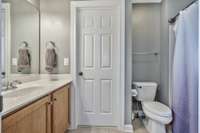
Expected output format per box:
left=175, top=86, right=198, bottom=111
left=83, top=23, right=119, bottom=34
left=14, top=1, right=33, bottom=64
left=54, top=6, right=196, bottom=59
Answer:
left=0, top=0, right=199, bottom=133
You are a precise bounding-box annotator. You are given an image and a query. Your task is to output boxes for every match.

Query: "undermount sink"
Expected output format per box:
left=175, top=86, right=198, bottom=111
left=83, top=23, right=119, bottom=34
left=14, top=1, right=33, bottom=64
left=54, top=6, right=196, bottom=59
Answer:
left=48, top=78, right=59, bottom=81
left=3, top=86, right=43, bottom=98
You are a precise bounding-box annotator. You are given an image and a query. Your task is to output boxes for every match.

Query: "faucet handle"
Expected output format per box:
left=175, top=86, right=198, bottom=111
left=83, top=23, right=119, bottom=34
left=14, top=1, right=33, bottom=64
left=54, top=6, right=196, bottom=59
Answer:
left=12, top=80, right=22, bottom=84
left=9, top=80, right=22, bottom=89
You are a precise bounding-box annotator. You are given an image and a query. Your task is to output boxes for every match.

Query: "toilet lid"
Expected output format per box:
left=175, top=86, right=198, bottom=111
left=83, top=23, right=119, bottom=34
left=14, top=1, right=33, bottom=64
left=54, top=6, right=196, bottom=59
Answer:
left=142, top=102, right=172, bottom=117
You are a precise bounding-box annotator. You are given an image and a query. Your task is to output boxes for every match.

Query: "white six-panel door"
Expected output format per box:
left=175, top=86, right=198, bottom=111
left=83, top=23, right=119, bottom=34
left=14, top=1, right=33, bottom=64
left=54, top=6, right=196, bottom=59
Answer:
left=78, top=7, right=119, bottom=126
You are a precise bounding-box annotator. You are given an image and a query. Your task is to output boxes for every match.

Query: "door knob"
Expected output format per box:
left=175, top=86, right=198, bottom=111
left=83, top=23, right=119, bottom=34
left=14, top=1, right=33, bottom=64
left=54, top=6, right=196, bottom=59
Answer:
left=79, top=72, right=83, bottom=76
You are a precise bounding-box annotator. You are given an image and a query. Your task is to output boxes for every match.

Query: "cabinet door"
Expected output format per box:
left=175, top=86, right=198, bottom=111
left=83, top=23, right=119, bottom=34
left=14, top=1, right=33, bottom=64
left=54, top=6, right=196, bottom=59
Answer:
left=52, top=85, right=69, bottom=133
left=3, top=96, right=51, bottom=133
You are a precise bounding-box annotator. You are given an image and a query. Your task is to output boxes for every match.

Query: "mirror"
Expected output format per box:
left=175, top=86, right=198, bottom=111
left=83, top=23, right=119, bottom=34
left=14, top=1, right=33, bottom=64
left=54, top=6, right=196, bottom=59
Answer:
left=1, top=0, right=40, bottom=78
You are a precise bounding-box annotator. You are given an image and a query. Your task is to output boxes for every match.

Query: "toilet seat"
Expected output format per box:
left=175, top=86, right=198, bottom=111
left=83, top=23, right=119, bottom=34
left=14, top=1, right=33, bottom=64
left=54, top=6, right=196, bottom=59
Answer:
left=142, top=101, right=172, bottom=124
left=142, top=102, right=172, bottom=117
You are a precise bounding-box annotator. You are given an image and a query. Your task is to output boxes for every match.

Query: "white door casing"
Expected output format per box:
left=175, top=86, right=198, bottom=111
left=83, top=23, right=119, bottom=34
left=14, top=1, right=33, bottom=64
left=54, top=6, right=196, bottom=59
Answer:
left=1, top=4, right=11, bottom=79
left=78, top=8, right=119, bottom=126
left=70, top=1, right=125, bottom=129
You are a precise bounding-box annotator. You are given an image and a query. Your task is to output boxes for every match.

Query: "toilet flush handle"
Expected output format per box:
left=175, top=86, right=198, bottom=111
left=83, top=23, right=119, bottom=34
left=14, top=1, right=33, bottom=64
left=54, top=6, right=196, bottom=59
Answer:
left=137, top=86, right=142, bottom=89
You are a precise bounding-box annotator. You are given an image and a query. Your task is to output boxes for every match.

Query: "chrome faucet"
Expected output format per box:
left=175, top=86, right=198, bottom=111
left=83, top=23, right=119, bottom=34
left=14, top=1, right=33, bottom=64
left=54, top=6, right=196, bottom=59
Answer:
left=4, top=80, right=22, bottom=91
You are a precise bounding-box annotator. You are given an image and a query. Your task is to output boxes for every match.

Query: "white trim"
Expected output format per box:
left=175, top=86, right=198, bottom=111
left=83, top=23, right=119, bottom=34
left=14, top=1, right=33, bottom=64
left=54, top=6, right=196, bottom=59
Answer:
left=70, top=2, right=78, bottom=129
left=119, top=0, right=126, bottom=130
left=131, top=0, right=162, bottom=4
left=1, top=3, right=11, bottom=80
left=70, top=0, right=125, bottom=130
left=124, top=124, right=134, bottom=133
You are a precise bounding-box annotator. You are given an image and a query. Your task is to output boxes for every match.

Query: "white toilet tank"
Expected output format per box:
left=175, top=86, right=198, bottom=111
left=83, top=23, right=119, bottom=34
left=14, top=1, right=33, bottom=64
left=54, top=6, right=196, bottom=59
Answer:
left=133, top=82, right=158, bottom=101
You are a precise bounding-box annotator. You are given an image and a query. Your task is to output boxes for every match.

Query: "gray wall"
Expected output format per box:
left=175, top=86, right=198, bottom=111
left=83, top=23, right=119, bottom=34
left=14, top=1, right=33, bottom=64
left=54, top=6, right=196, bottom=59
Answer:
left=159, top=0, right=194, bottom=105
left=132, top=4, right=161, bottom=85
left=126, top=1, right=161, bottom=125
left=126, top=2, right=162, bottom=126
left=40, top=0, right=71, bottom=74
left=1, top=6, right=6, bottom=75
left=125, top=0, right=133, bottom=125
left=168, top=0, right=195, bottom=18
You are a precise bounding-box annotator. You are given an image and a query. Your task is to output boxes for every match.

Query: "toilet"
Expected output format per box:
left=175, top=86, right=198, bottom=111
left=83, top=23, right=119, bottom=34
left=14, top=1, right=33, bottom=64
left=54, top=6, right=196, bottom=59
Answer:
left=133, top=82, right=172, bottom=133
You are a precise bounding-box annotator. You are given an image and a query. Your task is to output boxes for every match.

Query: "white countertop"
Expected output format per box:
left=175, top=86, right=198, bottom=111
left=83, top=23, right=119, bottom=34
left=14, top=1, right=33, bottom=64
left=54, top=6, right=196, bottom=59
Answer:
left=2, top=74, right=73, bottom=117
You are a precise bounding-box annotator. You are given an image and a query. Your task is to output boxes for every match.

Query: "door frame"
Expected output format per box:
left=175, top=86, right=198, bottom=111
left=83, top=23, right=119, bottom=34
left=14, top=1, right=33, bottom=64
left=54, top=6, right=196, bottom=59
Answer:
left=1, top=3, right=11, bottom=80
left=70, top=0, right=125, bottom=130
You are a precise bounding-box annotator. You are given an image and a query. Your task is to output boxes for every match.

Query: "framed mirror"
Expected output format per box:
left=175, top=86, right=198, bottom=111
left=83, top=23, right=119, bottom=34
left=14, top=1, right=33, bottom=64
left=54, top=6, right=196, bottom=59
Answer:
left=1, top=0, right=40, bottom=80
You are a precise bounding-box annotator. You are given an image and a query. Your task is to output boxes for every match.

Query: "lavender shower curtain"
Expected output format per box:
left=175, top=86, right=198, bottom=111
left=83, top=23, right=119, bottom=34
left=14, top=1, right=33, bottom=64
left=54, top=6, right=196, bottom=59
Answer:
left=172, top=2, right=198, bottom=133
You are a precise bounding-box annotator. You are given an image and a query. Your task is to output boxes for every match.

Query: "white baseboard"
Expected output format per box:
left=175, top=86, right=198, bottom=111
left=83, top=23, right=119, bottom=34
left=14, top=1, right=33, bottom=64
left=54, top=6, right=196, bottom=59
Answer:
left=124, top=124, right=134, bottom=133
left=68, top=124, right=78, bottom=130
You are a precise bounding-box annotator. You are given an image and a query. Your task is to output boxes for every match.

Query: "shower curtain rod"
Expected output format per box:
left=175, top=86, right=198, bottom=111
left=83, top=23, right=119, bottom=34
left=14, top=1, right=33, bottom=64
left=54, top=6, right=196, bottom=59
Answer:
left=168, top=0, right=198, bottom=24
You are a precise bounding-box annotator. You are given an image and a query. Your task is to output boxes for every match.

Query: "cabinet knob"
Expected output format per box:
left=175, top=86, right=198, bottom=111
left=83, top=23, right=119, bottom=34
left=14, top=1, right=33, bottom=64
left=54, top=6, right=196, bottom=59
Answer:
left=47, top=101, right=53, bottom=105
left=54, top=98, right=57, bottom=101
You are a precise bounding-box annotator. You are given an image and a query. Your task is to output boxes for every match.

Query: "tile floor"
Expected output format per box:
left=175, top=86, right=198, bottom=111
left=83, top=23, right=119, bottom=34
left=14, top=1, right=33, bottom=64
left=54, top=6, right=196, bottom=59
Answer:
left=133, top=119, right=149, bottom=133
left=67, top=117, right=175, bottom=133
left=133, top=118, right=172, bottom=133
left=67, top=119, right=148, bottom=133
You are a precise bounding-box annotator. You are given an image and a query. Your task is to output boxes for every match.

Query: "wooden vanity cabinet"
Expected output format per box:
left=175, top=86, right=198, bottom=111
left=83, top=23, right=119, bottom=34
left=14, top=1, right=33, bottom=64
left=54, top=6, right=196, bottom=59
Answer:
left=2, top=84, right=70, bottom=133
left=52, top=85, right=69, bottom=133
left=2, top=96, right=51, bottom=133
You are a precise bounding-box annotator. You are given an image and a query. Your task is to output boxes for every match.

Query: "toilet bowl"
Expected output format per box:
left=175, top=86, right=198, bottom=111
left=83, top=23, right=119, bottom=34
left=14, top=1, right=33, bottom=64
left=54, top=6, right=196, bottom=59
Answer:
left=142, top=101, right=172, bottom=133
left=133, top=82, right=173, bottom=133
